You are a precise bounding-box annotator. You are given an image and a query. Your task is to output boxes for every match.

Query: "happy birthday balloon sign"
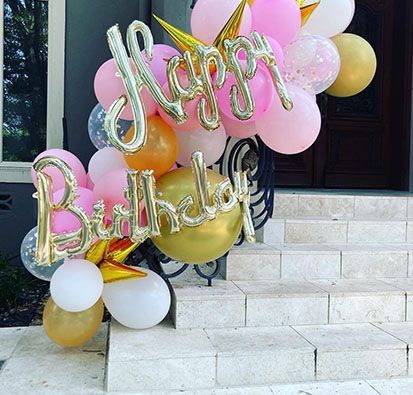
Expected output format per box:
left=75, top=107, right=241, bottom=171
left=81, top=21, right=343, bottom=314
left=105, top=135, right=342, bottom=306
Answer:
left=32, top=13, right=295, bottom=267
left=104, top=20, right=292, bottom=154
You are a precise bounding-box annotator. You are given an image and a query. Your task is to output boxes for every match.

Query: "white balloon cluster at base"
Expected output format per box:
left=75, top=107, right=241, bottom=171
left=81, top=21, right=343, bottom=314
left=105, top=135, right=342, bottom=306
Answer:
left=49, top=259, right=171, bottom=329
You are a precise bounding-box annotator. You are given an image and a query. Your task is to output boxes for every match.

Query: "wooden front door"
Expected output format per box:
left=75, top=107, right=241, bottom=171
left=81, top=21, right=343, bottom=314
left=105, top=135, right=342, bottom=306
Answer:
left=275, top=0, right=413, bottom=189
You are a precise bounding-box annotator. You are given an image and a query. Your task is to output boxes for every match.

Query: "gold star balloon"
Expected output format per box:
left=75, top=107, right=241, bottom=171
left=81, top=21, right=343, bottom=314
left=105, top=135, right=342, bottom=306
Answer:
left=212, top=0, right=248, bottom=54
left=300, top=1, right=320, bottom=26
left=154, top=0, right=247, bottom=59
left=152, top=14, right=206, bottom=58
left=85, top=239, right=147, bottom=283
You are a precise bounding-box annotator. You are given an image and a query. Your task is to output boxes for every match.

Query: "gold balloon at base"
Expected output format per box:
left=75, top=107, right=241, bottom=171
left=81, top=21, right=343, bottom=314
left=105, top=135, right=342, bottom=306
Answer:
left=326, top=33, right=377, bottom=98
left=43, top=298, right=104, bottom=347
left=152, top=168, right=243, bottom=264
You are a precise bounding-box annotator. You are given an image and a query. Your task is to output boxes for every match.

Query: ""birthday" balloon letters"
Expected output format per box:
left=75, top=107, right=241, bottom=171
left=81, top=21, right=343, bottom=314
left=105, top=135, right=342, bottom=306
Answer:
left=33, top=152, right=255, bottom=266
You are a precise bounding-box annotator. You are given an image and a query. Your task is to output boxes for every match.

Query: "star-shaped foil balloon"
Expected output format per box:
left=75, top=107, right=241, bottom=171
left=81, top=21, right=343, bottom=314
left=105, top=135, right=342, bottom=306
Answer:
left=85, top=238, right=147, bottom=283
left=300, top=0, right=320, bottom=26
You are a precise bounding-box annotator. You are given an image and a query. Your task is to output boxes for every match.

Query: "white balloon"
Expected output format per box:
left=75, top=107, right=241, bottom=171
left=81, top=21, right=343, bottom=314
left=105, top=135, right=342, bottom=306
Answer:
left=50, top=259, right=103, bottom=312
left=88, top=147, right=127, bottom=184
left=102, top=268, right=171, bottom=329
left=175, top=126, right=227, bottom=167
left=304, top=0, right=355, bottom=38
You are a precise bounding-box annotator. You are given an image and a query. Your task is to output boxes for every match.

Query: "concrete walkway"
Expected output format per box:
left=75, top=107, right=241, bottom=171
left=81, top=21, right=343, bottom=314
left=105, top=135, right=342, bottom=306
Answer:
left=1, top=324, right=413, bottom=394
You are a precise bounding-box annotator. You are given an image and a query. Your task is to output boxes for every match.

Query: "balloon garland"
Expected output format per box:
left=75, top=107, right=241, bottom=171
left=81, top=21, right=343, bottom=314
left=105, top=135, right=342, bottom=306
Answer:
left=20, top=0, right=376, bottom=346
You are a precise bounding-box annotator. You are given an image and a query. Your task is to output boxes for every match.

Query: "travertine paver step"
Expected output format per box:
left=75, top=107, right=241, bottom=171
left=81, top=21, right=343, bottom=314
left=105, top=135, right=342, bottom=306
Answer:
left=106, top=321, right=412, bottom=392
left=225, top=243, right=411, bottom=280
left=171, top=279, right=408, bottom=329
left=1, top=323, right=413, bottom=393
left=273, top=191, right=413, bottom=220
left=264, top=218, right=412, bottom=244
left=0, top=324, right=107, bottom=394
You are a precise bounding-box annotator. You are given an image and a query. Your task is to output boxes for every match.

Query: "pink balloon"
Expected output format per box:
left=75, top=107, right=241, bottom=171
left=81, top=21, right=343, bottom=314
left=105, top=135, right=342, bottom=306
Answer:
left=256, top=84, right=321, bottom=154
left=52, top=187, right=95, bottom=233
left=191, top=0, right=252, bottom=45
left=158, top=78, right=202, bottom=132
left=94, top=59, right=157, bottom=121
left=88, top=147, right=127, bottom=184
left=222, top=114, right=257, bottom=139
left=106, top=207, right=147, bottom=237
left=86, top=174, right=95, bottom=190
left=31, top=149, right=87, bottom=192
left=176, top=126, right=227, bottom=167
left=239, top=35, right=284, bottom=72
left=142, top=44, right=181, bottom=87
left=251, top=0, right=301, bottom=47
left=216, top=61, right=274, bottom=122
left=93, top=167, right=129, bottom=212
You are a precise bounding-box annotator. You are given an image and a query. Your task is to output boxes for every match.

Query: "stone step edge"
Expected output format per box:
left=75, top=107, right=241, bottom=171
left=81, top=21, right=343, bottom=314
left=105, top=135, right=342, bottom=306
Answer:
left=105, top=378, right=413, bottom=395
left=229, top=242, right=413, bottom=253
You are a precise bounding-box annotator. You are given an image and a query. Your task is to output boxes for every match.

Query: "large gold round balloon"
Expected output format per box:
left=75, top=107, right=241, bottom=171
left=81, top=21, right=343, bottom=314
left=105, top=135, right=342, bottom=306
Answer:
left=151, top=167, right=242, bottom=264
left=326, top=33, right=377, bottom=98
left=124, top=115, right=178, bottom=178
left=43, top=297, right=104, bottom=347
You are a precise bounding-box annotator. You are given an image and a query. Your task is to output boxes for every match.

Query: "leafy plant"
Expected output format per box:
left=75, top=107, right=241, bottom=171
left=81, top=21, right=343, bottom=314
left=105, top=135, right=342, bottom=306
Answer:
left=0, top=252, right=35, bottom=311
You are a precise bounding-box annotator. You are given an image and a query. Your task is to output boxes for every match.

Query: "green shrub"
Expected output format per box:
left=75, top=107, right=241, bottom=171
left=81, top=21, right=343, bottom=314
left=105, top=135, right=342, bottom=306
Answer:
left=0, top=252, right=35, bottom=311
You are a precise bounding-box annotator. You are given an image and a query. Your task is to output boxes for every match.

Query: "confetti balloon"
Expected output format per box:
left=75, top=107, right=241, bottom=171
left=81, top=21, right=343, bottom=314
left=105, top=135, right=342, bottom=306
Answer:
left=283, top=34, right=340, bottom=95
left=88, top=104, right=132, bottom=150
left=20, top=227, right=64, bottom=281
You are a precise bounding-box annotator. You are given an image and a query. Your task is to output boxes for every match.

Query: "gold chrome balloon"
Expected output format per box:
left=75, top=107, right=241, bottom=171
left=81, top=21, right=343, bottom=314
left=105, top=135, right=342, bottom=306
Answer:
left=151, top=167, right=243, bottom=264
left=326, top=34, right=377, bottom=98
left=43, top=298, right=104, bottom=347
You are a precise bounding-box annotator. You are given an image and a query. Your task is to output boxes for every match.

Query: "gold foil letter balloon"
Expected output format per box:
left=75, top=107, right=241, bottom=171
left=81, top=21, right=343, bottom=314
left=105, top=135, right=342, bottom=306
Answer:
left=34, top=157, right=93, bottom=266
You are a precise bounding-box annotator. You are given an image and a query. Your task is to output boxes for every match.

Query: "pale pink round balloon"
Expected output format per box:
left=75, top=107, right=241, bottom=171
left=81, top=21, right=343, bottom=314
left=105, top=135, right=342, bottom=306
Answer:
left=158, top=79, right=202, bottom=132
left=88, top=147, right=127, bottom=185
left=251, top=0, right=301, bottom=47
left=31, top=149, right=87, bottom=192
left=142, top=44, right=181, bottom=87
left=52, top=187, right=95, bottom=233
left=191, top=0, right=252, bottom=45
left=256, top=84, right=321, bottom=154
left=175, top=126, right=227, bottom=167
left=93, top=167, right=129, bottom=212
left=94, top=58, right=157, bottom=120
left=222, top=113, right=257, bottom=139
left=216, top=61, right=274, bottom=122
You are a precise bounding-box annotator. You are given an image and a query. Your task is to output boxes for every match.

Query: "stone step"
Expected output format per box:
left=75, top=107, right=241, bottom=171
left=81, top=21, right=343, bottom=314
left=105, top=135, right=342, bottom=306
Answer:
left=273, top=191, right=413, bottom=220
left=170, top=278, right=413, bottom=329
left=224, top=243, right=412, bottom=280
left=106, top=320, right=413, bottom=392
left=264, top=218, right=413, bottom=244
